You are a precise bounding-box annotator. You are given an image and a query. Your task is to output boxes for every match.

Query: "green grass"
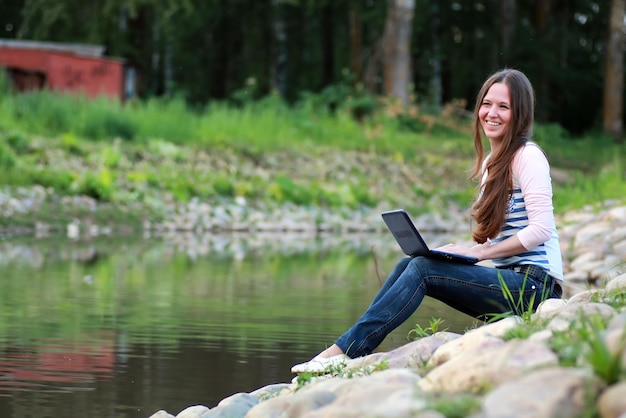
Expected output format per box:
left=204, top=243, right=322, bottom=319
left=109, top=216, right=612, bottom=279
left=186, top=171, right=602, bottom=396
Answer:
left=408, top=317, right=448, bottom=340
left=1, top=76, right=625, bottom=214
left=500, top=286, right=626, bottom=387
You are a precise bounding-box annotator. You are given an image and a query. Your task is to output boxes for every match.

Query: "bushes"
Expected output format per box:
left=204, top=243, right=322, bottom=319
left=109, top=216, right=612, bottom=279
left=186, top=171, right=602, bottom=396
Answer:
left=0, top=141, right=17, bottom=169
left=0, top=87, right=623, bottom=215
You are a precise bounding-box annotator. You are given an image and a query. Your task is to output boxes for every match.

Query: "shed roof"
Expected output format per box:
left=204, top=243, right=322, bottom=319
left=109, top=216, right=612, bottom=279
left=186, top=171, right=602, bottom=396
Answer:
left=0, top=39, right=105, bottom=58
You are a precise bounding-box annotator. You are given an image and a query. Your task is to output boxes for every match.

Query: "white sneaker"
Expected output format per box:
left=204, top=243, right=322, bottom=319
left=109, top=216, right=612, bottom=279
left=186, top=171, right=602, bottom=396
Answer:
left=290, top=354, right=351, bottom=374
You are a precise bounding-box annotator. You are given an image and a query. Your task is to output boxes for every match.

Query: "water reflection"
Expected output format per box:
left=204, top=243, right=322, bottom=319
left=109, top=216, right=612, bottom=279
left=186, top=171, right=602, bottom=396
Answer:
left=0, top=232, right=476, bottom=417
left=0, top=334, right=114, bottom=390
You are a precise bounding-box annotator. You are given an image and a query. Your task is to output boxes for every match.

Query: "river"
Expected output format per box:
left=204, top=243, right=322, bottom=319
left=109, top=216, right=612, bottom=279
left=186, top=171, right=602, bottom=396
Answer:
left=0, top=231, right=476, bottom=418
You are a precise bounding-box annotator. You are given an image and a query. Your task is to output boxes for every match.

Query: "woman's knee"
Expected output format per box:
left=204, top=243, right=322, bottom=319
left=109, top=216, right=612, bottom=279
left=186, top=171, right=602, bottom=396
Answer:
left=394, top=257, right=412, bottom=270
left=407, top=256, right=433, bottom=272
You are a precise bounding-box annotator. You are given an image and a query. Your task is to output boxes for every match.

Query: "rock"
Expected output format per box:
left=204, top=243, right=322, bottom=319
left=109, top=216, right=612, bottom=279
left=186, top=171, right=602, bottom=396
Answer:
left=606, top=273, right=626, bottom=293
left=603, top=314, right=626, bottom=366
left=419, top=339, right=558, bottom=394
left=567, top=289, right=602, bottom=304
left=482, top=367, right=603, bottom=418
left=569, top=252, right=599, bottom=270
left=250, top=383, right=292, bottom=401
left=546, top=302, right=617, bottom=332
left=563, top=270, right=590, bottom=283
left=597, top=381, right=626, bottom=418
left=149, top=411, right=175, bottom=418
left=175, top=405, right=210, bottom=418
left=534, top=298, right=567, bottom=318
left=245, top=388, right=336, bottom=418
left=426, top=321, right=514, bottom=368
left=299, top=369, right=424, bottom=418
left=348, top=333, right=457, bottom=371
left=203, top=393, right=258, bottom=417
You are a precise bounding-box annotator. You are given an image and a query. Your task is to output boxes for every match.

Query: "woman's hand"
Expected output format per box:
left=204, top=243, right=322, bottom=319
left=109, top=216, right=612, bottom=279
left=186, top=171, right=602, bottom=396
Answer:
left=435, top=235, right=527, bottom=262
left=434, top=242, right=491, bottom=261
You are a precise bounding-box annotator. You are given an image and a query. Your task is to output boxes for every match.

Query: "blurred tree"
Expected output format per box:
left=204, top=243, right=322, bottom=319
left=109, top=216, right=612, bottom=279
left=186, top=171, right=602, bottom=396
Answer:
left=348, top=0, right=364, bottom=86
left=603, top=0, right=625, bottom=142
left=0, top=0, right=23, bottom=39
left=1, top=0, right=621, bottom=136
left=501, top=0, right=516, bottom=65
left=382, top=0, right=414, bottom=106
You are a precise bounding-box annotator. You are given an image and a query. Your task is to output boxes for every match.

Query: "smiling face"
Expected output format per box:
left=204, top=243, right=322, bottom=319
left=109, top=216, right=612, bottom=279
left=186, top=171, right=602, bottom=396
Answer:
left=478, top=82, right=512, bottom=144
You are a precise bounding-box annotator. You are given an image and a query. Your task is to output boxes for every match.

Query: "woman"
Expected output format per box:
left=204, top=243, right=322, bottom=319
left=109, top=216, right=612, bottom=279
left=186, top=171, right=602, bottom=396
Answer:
left=291, top=68, right=564, bottom=375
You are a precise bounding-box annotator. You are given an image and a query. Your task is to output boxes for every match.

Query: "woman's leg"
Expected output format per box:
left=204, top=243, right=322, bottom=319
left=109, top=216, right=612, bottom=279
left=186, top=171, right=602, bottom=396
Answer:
left=315, top=257, right=413, bottom=358
left=334, top=257, right=552, bottom=358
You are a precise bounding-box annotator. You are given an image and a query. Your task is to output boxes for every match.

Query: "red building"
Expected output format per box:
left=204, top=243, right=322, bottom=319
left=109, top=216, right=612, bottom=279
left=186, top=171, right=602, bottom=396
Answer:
left=0, top=39, right=133, bottom=100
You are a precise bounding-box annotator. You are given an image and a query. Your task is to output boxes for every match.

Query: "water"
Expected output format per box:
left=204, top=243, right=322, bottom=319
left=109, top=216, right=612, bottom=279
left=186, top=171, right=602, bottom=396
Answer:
left=0, top=232, right=476, bottom=418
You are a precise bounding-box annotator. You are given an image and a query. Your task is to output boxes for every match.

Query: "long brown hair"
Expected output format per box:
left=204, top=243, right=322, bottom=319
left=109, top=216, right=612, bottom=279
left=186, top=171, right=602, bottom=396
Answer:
left=470, top=69, right=535, bottom=243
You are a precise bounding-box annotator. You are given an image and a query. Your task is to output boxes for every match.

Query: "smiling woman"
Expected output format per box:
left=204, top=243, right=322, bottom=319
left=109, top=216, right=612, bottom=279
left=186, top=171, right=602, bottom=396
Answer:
left=479, top=82, right=511, bottom=146
left=291, top=68, right=564, bottom=375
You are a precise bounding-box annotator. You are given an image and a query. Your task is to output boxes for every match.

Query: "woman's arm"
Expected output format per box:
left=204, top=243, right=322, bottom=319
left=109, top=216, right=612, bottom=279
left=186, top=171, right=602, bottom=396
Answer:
left=514, top=144, right=555, bottom=249
left=437, top=144, right=556, bottom=261
left=436, top=235, right=526, bottom=262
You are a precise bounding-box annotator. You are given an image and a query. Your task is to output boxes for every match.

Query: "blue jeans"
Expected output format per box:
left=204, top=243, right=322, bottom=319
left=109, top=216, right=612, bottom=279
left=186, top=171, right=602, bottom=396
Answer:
left=335, top=256, right=560, bottom=358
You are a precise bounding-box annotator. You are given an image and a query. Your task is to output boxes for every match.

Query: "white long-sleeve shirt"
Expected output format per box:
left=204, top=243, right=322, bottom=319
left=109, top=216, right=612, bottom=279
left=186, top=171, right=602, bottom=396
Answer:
left=489, top=142, right=564, bottom=281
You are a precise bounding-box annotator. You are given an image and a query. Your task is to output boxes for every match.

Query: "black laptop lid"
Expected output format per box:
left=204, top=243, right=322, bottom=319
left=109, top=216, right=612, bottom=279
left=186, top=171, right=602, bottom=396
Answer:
left=381, top=209, right=430, bottom=257
left=382, top=209, right=478, bottom=264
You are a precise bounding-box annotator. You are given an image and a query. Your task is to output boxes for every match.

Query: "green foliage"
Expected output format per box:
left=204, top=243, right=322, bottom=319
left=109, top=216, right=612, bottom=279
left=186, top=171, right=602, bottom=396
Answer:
left=0, top=88, right=625, bottom=215
left=162, top=175, right=195, bottom=202
left=100, top=144, right=123, bottom=169
left=554, top=157, right=626, bottom=212
left=12, top=91, right=74, bottom=134
left=549, top=314, right=624, bottom=385
left=298, top=73, right=380, bottom=122
left=133, top=97, right=198, bottom=143
left=4, top=130, right=32, bottom=154
left=486, top=272, right=551, bottom=323
left=28, top=168, right=75, bottom=194
left=534, top=123, right=571, bottom=144
left=60, top=132, right=85, bottom=155
left=79, top=102, right=136, bottom=141
left=293, top=358, right=391, bottom=391
left=427, top=393, right=481, bottom=418
left=212, top=174, right=236, bottom=197
left=148, top=139, right=186, bottom=160
left=229, top=77, right=262, bottom=106
left=0, top=69, right=10, bottom=95
left=268, top=176, right=314, bottom=206
left=6, top=0, right=618, bottom=137
left=408, top=317, right=448, bottom=340
left=500, top=320, right=545, bottom=341
left=591, top=287, right=626, bottom=309
left=76, top=169, right=115, bottom=201
left=0, top=140, right=17, bottom=169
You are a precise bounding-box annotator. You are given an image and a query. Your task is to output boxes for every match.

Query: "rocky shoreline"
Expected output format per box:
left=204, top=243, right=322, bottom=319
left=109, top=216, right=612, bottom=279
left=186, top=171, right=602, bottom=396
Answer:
left=3, top=185, right=624, bottom=288
left=143, top=200, right=626, bottom=418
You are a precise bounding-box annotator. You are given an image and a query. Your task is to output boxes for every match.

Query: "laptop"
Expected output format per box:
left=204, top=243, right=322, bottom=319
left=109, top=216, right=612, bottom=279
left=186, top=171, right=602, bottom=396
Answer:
left=381, top=209, right=478, bottom=264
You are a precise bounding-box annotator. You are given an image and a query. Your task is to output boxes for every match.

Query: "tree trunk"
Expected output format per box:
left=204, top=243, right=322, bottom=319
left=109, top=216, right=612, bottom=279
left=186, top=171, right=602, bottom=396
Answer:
left=532, top=0, right=552, bottom=122
left=501, top=0, right=516, bottom=66
left=348, top=0, right=363, bottom=85
left=603, top=0, right=625, bottom=142
left=270, top=0, right=288, bottom=97
left=320, top=2, right=335, bottom=87
left=382, top=0, right=415, bottom=106
left=430, top=1, right=442, bottom=108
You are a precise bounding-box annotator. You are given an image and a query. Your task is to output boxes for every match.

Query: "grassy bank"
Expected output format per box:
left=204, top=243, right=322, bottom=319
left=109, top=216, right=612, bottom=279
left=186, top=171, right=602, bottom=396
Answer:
left=1, top=82, right=625, bottom=231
